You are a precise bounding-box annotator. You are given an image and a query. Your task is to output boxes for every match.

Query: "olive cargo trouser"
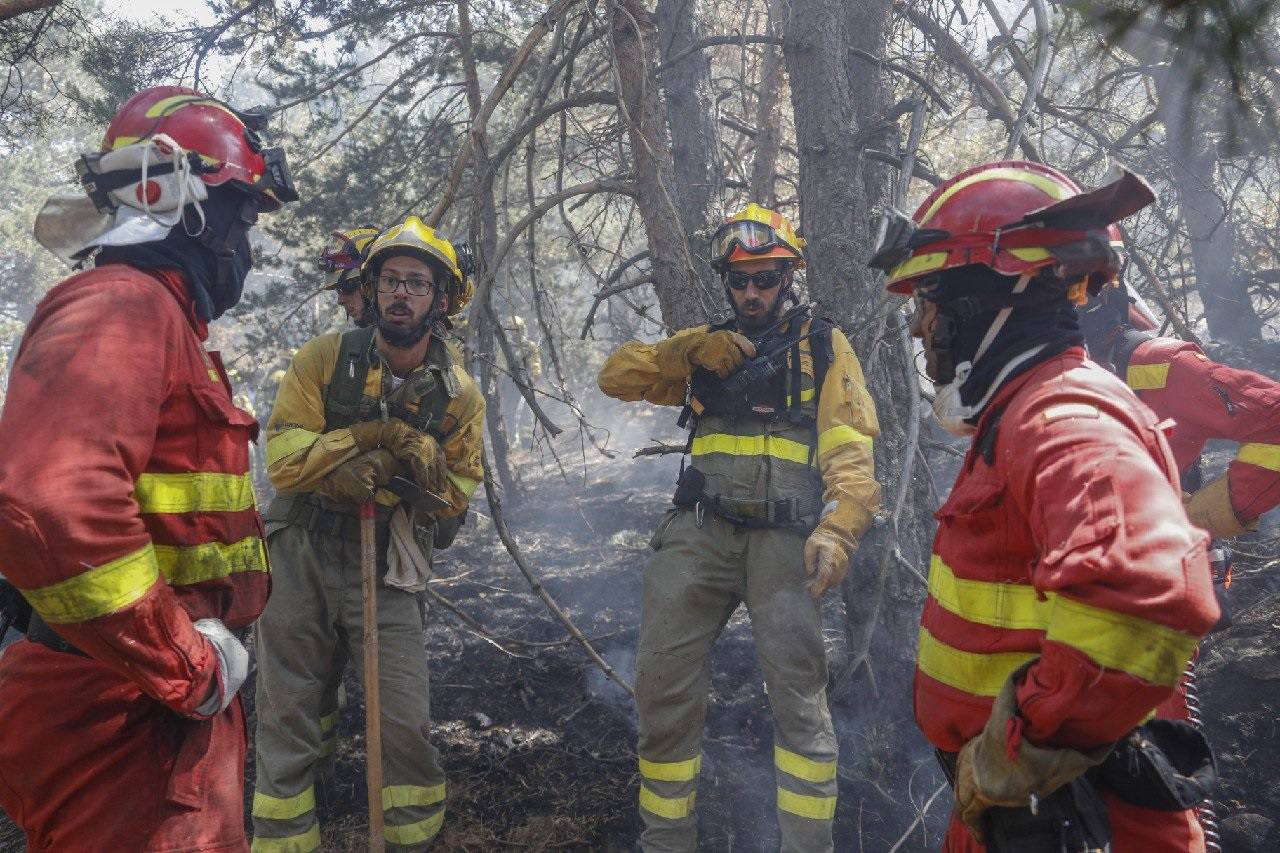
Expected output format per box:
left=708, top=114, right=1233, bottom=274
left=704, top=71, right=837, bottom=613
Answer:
left=252, top=523, right=446, bottom=852
left=636, top=508, right=838, bottom=853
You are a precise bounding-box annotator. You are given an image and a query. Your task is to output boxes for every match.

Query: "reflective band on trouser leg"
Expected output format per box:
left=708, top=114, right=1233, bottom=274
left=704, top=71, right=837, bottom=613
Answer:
left=318, top=711, right=337, bottom=759
left=251, top=787, right=319, bottom=853
left=776, top=746, right=838, bottom=831
left=638, top=754, right=701, bottom=850
left=384, top=784, right=446, bottom=848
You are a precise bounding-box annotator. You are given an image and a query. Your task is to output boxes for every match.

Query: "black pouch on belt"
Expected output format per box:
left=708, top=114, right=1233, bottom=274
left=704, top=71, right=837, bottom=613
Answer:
left=1092, top=719, right=1216, bottom=811
left=982, top=776, right=1111, bottom=853
left=672, top=466, right=706, bottom=508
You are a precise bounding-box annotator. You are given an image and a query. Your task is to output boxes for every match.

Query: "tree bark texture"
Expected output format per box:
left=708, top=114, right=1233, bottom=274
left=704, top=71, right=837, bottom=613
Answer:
left=655, top=0, right=720, bottom=296
left=610, top=0, right=718, bottom=329
left=749, top=0, right=785, bottom=206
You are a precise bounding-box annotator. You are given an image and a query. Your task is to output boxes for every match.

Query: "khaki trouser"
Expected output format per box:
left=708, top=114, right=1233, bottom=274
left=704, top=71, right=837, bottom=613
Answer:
left=636, top=507, right=838, bottom=853
left=252, top=523, right=446, bottom=852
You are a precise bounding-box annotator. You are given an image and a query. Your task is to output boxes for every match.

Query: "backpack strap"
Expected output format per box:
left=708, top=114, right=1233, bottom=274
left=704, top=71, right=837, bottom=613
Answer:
left=323, top=326, right=377, bottom=431
left=1112, top=328, right=1155, bottom=377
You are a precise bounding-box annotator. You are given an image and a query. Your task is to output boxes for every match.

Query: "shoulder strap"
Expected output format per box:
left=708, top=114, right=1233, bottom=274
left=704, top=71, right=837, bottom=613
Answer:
left=323, top=326, right=377, bottom=431
left=975, top=404, right=1007, bottom=467
left=811, top=318, right=835, bottom=402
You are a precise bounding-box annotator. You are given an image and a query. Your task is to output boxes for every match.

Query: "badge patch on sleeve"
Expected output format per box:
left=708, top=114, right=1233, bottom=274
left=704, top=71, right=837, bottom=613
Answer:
left=1041, top=403, right=1100, bottom=422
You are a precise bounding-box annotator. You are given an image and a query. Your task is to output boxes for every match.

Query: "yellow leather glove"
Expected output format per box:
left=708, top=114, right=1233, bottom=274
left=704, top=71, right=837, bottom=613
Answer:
left=381, top=427, right=448, bottom=495
left=348, top=418, right=416, bottom=453
left=954, top=663, right=1111, bottom=843
left=654, top=330, right=756, bottom=380
left=803, top=526, right=850, bottom=599
left=319, top=449, right=398, bottom=503
left=1184, top=474, right=1255, bottom=539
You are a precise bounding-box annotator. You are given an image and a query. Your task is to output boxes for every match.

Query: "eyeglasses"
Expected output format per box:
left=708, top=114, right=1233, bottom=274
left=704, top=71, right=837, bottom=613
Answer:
left=725, top=270, right=784, bottom=291
left=375, top=274, right=436, bottom=296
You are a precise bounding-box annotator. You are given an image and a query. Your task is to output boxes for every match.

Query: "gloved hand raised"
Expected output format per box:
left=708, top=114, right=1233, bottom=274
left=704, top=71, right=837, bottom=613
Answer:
left=654, top=329, right=756, bottom=380
left=348, top=418, right=413, bottom=453
left=803, top=527, right=850, bottom=599
left=321, top=448, right=399, bottom=503
left=193, top=618, right=248, bottom=716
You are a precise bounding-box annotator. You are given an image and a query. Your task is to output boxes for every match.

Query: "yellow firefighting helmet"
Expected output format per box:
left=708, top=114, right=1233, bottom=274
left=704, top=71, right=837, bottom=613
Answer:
left=362, top=215, right=474, bottom=316
left=710, top=203, right=807, bottom=272
left=319, top=226, right=380, bottom=289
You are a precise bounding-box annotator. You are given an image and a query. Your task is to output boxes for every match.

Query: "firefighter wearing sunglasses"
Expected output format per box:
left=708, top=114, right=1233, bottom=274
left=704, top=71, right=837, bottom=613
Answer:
left=320, top=226, right=381, bottom=326
left=598, top=204, right=881, bottom=852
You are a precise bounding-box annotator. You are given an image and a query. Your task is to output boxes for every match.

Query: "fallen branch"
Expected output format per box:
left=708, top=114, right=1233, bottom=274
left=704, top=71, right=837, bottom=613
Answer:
left=482, top=451, right=635, bottom=697
left=886, top=782, right=949, bottom=853
left=633, top=440, right=686, bottom=458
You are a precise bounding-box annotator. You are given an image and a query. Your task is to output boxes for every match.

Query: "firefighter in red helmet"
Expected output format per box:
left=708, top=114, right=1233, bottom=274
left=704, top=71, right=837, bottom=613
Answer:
left=870, top=161, right=1219, bottom=852
left=0, top=86, right=297, bottom=852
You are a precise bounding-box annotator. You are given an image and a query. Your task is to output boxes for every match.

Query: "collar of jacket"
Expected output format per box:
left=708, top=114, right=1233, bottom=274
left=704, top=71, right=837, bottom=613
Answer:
left=363, top=329, right=456, bottom=372
left=99, top=263, right=209, bottom=341
left=970, top=345, right=1089, bottom=439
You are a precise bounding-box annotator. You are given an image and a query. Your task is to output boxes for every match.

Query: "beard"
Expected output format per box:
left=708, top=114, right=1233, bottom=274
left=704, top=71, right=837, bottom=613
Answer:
left=377, top=304, right=433, bottom=347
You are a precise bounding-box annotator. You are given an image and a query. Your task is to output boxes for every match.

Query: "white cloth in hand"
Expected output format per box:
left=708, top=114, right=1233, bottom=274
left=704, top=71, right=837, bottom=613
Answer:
left=193, top=618, right=248, bottom=716
left=385, top=506, right=432, bottom=593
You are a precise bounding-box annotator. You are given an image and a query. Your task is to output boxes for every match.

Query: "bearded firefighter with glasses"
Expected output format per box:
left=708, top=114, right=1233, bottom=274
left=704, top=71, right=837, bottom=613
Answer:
left=252, top=215, right=484, bottom=851
left=598, top=204, right=881, bottom=852
left=870, top=162, right=1220, bottom=852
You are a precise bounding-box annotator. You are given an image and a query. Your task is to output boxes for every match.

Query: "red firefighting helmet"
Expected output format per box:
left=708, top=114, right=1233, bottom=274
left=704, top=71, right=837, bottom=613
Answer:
left=870, top=161, right=1154, bottom=296
left=98, top=86, right=298, bottom=211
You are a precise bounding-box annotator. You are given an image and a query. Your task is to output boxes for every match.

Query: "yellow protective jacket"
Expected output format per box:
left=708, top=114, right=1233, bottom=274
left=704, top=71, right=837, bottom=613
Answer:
left=264, top=331, right=485, bottom=517
left=598, top=320, right=881, bottom=554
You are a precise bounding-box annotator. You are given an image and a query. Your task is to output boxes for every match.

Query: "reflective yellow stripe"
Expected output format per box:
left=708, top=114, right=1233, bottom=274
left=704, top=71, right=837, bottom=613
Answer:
left=920, top=167, right=1072, bottom=225
left=384, top=810, right=444, bottom=845
left=786, top=387, right=816, bottom=405
left=1126, top=362, right=1170, bottom=391
left=916, top=627, right=1037, bottom=697
left=250, top=824, right=321, bottom=853
left=383, top=783, right=446, bottom=809
left=1007, top=247, right=1051, bottom=263
left=777, top=788, right=837, bottom=820
left=266, top=427, right=322, bottom=467
left=252, top=786, right=315, bottom=821
left=927, top=556, right=1198, bottom=687
left=817, top=424, right=873, bottom=457
left=889, top=251, right=947, bottom=282
left=640, top=755, right=701, bottom=782
left=928, top=555, right=1048, bottom=630
left=446, top=470, right=481, bottom=500
left=320, top=712, right=337, bottom=733
left=154, top=536, right=268, bottom=586
left=639, top=785, right=696, bottom=819
left=1238, top=442, right=1280, bottom=472
left=774, top=747, right=836, bottom=783
left=691, top=433, right=812, bottom=465
left=1047, top=596, right=1197, bottom=687
left=134, top=472, right=256, bottom=514
left=23, top=545, right=159, bottom=624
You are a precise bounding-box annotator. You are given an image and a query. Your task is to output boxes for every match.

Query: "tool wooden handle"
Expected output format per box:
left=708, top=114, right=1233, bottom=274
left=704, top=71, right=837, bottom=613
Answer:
left=360, top=498, right=385, bottom=851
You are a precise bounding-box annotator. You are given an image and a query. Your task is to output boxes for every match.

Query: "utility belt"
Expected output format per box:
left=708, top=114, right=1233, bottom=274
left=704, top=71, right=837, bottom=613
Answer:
left=936, top=719, right=1216, bottom=853
left=672, top=466, right=821, bottom=529
left=264, top=492, right=393, bottom=543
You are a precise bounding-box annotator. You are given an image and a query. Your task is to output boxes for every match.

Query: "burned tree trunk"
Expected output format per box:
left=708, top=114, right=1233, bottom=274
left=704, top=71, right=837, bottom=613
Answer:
left=610, top=0, right=718, bottom=328
left=749, top=0, right=785, bottom=207
left=655, top=0, right=720, bottom=293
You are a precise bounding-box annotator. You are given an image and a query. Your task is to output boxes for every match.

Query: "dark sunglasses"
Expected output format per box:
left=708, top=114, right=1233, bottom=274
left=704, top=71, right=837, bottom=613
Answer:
left=725, top=269, right=785, bottom=291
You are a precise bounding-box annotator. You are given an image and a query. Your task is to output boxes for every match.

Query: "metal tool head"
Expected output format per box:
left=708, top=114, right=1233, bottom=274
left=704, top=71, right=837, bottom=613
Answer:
left=385, top=476, right=450, bottom=513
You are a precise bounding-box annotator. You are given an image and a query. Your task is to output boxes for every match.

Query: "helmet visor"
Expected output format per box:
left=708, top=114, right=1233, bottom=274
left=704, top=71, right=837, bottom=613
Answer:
left=319, top=230, right=363, bottom=272
left=711, top=220, right=782, bottom=265
left=255, top=146, right=299, bottom=210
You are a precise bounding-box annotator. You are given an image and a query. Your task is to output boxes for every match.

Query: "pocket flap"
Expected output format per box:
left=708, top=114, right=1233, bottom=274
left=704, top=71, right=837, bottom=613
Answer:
left=192, top=385, right=260, bottom=442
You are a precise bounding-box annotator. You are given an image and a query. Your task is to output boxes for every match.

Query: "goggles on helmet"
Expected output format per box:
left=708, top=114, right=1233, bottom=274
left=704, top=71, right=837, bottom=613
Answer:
left=867, top=208, right=952, bottom=273
left=710, top=220, right=799, bottom=267
left=320, top=230, right=367, bottom=273
left=254, top=146, right=299, bottom=210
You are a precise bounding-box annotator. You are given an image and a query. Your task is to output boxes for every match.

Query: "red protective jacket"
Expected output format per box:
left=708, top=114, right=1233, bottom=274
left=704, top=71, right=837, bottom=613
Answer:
left=1126, top=336, right=1280, bottom=523
left=0, top=264, right=268, bottom=852
left=915, top=348, right=1219, bottom=852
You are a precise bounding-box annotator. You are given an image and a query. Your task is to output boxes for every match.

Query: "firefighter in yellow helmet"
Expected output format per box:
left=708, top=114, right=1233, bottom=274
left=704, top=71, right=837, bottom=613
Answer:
left=598, top=204, right=881, bottom=852
left=320, top=226, right=381, bottom=326
left=251, top=215, right=484, bottom=851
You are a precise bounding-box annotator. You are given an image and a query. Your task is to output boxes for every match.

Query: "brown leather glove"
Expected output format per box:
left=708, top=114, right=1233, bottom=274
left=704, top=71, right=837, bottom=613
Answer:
left=320, top=449, right=399, bottom=503
left=1184, top=474, right=1255, bottom=539
left=348, top=418, right=417, bottom=453
left=381, top=429, right=448, bottom=495
left=654, top=330, right=756, bottom=380
left=954, top=663, right=1112, bottom=843
left=803, top=527, right=850, bottom=599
